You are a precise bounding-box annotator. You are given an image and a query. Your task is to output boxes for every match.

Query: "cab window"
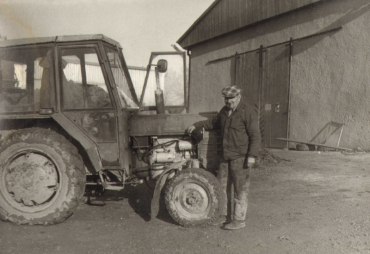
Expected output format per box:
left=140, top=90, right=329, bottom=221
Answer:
left=105, top=46, right=139, bottom=109
left=140, top=52, right=186, bottom=111
left=61, top=47, right=112, bottom=110
left=0, top=46, right=55, bottom=113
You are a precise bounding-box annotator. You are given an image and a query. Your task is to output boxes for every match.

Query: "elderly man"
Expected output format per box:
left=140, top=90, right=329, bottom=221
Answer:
left=187, top=85, right=261, bottom=230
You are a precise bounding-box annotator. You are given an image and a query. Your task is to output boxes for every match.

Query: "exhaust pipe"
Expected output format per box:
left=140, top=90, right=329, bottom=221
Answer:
left=154, top=59, right=167, bottom=114
left=155, top=67, right=165, bottom=114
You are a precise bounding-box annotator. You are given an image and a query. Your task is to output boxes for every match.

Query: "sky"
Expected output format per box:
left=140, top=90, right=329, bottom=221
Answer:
left=0, top=0, right=214, bottom=66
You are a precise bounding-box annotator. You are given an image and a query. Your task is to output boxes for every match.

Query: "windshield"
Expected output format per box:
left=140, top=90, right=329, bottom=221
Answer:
left=105, top=46, right=139, bottom=109
left=140, top=52, right=186, bottom=109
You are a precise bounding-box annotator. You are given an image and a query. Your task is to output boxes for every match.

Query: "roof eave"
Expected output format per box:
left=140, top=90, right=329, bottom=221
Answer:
left=177, top=0, right=220, bottom=46
left=178, top=0, right=322, bottom=49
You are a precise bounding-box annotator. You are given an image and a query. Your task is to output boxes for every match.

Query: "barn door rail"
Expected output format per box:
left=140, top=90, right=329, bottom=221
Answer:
left=207, top=26, right=342, bottom=65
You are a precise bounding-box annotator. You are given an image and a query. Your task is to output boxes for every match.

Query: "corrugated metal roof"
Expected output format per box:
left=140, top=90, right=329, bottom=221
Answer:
left=0, top=34, right=121, bottom=48
left=178, top=0, right=322, bottom=48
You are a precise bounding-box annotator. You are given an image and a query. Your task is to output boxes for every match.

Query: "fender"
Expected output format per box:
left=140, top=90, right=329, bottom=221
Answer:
left=150, top=168, right=174, bottom=220
left=150, top=160, right=187, bottom=220
left=52, top=113, right=103, bottom=173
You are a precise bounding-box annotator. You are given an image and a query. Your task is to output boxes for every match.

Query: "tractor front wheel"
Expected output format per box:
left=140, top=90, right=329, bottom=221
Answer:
left=164, top=169, right=223, bottom=227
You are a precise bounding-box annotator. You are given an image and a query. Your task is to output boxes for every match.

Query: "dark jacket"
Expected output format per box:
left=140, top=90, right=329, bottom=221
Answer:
left=194, top=101, right=261, bottom=160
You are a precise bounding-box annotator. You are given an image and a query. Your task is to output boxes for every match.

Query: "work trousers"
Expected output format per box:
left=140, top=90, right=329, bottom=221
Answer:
left=218, top=157, right=250, bottom=221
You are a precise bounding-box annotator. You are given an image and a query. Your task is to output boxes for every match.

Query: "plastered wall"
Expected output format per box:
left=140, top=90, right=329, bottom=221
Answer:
left=188, top=0, right=370, bottom=149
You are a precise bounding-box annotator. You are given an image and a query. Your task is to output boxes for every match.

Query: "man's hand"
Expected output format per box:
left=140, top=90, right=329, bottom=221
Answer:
left=246, top=156, right=256, bottom=168
left=186, top=125, right=196, bottom=134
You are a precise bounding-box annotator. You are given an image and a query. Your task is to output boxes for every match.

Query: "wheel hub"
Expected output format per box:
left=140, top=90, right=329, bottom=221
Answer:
left=4, top=152, right=59, bottom=207
left=180, top=183, right=209, bottom=215
left=185, top=190, right=202, bottom=206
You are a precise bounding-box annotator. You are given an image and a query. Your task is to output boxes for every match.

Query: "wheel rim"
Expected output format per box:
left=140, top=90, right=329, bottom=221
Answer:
left=172, top=181, right=211, bottom=220
left=1, top=149, right=60, bottom=212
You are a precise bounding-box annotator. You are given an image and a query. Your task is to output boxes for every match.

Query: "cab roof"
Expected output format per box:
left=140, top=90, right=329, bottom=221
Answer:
left=0, top=34, right=121, bottom=48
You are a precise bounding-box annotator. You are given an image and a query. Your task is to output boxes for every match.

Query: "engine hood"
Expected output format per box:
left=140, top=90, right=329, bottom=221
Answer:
left=129, top=113, right=216, bottom=136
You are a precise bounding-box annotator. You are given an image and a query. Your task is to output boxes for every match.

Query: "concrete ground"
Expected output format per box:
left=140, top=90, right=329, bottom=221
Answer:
left=1, top=150, right=370, bottom=254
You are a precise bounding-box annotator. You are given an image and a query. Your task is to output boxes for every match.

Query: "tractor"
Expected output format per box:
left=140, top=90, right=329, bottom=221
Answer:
left=0, top=34, right=223, bottom=226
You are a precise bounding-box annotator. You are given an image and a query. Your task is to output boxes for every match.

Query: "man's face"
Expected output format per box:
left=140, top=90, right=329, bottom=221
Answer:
left=224, top=94, right=241, bottom=110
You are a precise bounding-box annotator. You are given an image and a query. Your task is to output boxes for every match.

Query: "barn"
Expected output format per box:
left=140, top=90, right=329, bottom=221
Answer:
left=177, top=0, right=370, bottom=150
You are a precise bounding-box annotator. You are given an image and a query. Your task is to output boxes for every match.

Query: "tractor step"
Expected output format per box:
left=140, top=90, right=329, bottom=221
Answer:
left=103, top=183, right=125, bottom=191
left=98, top=171, right=125, bottom=191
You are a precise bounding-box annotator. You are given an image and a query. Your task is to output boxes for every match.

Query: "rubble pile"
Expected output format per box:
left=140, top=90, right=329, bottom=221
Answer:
left=258, top=149, right=290, bottom=166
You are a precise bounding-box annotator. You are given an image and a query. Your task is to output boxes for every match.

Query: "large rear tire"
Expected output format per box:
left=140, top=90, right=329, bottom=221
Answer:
left=0, top=128, right=86, bottom=225
left=164, top=169, right=223, bottom=227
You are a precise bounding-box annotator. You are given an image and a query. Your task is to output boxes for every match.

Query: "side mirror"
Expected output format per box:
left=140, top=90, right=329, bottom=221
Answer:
left=156, top=59, right=167, bottom=73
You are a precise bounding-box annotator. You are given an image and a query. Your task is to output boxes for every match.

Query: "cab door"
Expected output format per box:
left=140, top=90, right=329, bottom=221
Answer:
left=58, top=45, right=120, bottom=167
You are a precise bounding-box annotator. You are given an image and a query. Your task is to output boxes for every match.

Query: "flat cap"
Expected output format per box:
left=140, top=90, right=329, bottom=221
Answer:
left=221, top=85, right=241, bottom=98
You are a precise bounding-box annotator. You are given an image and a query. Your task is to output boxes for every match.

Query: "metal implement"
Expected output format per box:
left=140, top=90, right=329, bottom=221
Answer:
left=276, top=137, right=352, bottom=151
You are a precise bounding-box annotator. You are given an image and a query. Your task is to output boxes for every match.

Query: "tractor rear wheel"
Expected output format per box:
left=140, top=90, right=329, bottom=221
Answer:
left=0, top=128, right=86, bottom=225
left=164, top=169, right=223, bottom=227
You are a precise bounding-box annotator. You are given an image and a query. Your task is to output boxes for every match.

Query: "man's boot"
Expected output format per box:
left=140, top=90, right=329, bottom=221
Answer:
left=223, top=220, right=246, bottom=230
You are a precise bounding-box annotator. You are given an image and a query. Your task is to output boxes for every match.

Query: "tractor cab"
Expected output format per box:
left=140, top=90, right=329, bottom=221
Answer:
left=0, top=35, right=139, bottom=172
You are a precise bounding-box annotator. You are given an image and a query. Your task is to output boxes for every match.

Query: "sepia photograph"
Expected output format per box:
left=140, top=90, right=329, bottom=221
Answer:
left=0, top=0, right=370, bottom=253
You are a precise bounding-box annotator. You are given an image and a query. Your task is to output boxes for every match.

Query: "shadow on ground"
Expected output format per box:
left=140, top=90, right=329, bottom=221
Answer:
left=85, top=183, right=176, bottom=225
